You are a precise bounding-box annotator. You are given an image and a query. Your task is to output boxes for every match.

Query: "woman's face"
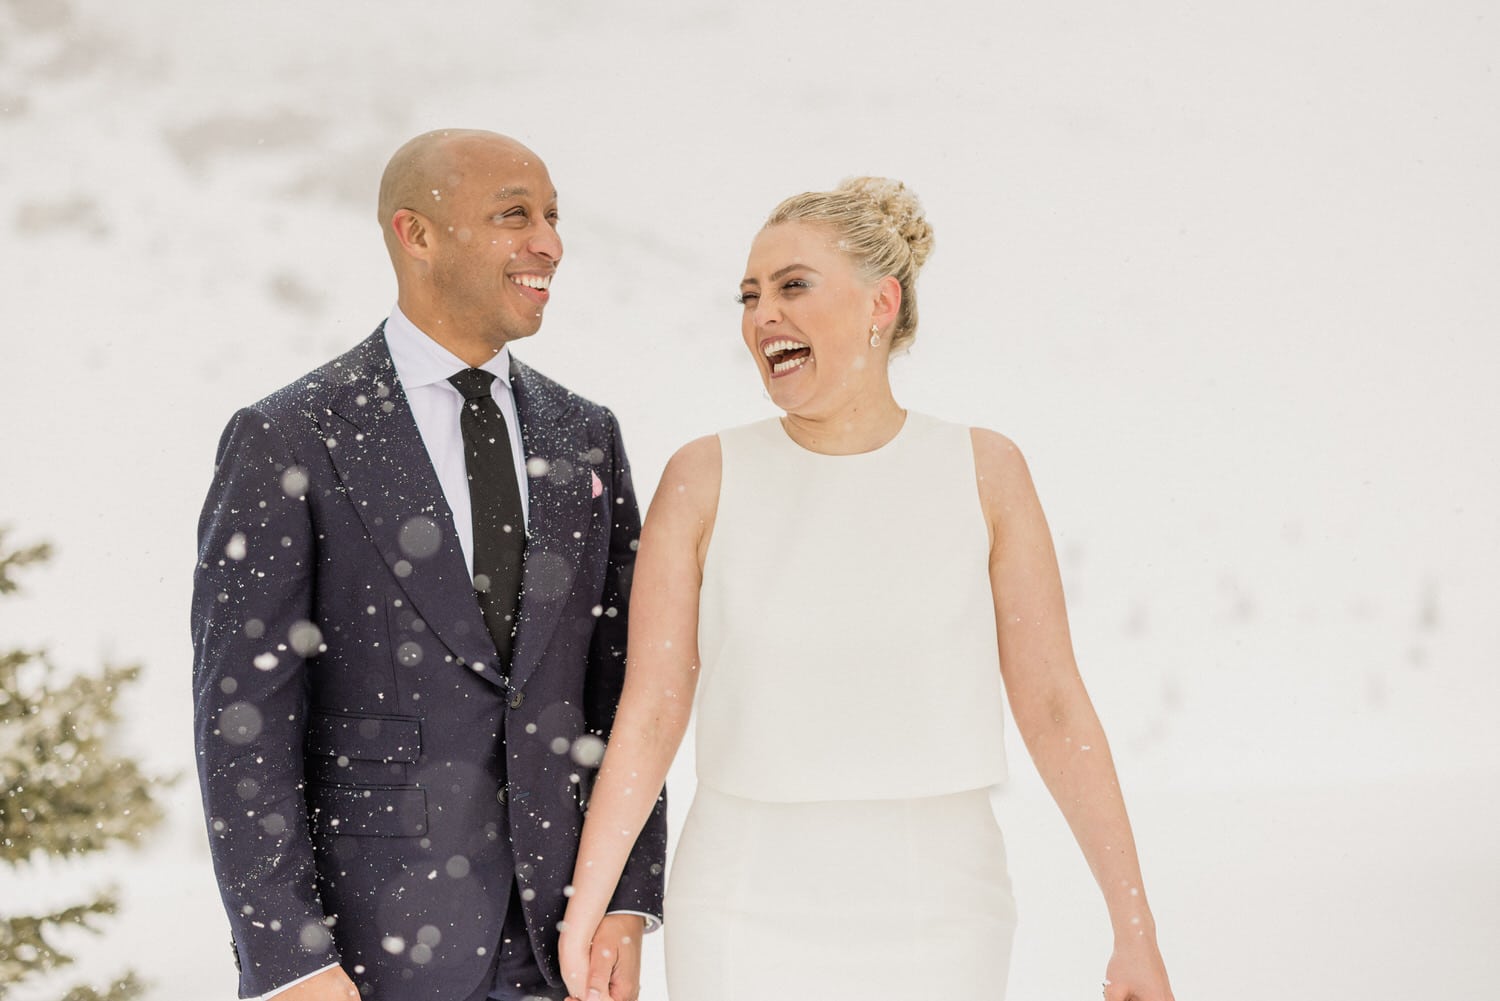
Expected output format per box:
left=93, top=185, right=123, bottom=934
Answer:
left=738, top=222, right=883, bottom=417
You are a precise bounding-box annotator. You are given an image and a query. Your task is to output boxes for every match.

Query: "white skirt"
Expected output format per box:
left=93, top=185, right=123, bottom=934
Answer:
left=663, top=785, right=1017, bottom=1001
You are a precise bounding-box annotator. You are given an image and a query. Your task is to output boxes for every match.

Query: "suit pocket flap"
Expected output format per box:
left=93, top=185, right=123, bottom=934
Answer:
left=306, top=711, right=421, bottom=763
left=308, top=783, right=428, bottom=838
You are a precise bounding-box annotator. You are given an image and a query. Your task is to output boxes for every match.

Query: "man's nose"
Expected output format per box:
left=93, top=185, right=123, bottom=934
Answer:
left=529, top=220, right=562, bottom=262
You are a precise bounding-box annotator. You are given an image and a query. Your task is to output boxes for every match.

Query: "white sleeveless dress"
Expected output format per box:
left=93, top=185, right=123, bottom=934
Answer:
left=663, top=413, right=1017, bottom=1001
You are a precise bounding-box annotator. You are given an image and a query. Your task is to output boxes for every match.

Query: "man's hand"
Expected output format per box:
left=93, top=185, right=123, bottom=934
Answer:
left=1103, top=937, right=1175, bottom=1001
left=568, top=913, right=645, bottom=1001
left=271, top=966, right=359, bottom=1000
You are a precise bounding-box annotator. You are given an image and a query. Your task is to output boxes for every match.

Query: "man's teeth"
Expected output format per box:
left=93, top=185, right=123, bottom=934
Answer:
left=772, top=355, right=809, bottom=374
left=511, top=274, right=551, bottom=290
left=762, top=339, right=806, bottom=358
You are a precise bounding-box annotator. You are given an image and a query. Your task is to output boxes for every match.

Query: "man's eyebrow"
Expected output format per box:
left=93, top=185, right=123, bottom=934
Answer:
left=741, top=264, right=819, bottom=286
left=491, top=187, right=560, bottom=202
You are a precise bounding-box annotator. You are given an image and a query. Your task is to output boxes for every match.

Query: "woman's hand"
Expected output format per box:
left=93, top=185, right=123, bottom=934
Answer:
left=558, top=912, right=596, bottom=1000
left=1103, top=936, right=1175, bottom=1001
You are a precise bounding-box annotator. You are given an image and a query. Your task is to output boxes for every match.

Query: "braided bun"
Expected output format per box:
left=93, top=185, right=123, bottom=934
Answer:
left=836, top=176, right=935, bottom=271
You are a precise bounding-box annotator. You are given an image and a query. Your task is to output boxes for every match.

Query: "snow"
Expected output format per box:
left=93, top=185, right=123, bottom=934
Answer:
left=1, top=1, right=1496, bottom=998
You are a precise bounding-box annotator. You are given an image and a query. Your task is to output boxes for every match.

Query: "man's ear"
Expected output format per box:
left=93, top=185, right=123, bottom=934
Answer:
left=391, top=208, right=435, bottom=259
left=871, top=274, right=902, bottom=331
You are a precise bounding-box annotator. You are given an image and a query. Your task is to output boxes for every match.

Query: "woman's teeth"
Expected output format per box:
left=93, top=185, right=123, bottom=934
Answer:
left=762, top=338, right=805, bottom=357
left=763, top=339, right=812, bottom=374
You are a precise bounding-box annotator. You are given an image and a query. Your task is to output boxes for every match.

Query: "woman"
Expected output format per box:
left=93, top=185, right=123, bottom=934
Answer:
left=558, top=178, right=1175, bottom=1000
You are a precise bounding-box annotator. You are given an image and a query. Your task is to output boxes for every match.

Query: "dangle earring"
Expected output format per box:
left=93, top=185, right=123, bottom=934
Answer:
left=869, top=324, right=881, bottom=347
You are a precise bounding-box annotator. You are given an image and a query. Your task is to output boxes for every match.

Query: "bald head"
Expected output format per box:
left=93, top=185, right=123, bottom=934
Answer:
left=376, top=128, right=563, bottom=363
left=377, top=129, right=543, bottom=257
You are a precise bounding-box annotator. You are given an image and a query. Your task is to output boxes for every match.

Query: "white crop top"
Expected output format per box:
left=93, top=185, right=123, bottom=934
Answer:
left=694, top=412, right=1009, bottom=802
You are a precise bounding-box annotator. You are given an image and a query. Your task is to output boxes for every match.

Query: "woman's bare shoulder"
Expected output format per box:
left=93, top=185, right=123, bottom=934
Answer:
left=969, top=426, right=1031, bottom=482
left=665, top=434, right=722, bottom=478
left=968, top=426, right=1041, bottom=519
left=648, top=435, right=723, bottom=525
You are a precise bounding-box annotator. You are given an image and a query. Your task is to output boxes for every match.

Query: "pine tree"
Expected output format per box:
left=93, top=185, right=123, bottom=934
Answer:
left=0, top=528, right=167, bottom=1001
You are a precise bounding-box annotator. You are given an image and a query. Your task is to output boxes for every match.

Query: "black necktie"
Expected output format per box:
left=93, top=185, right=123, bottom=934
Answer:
left=448, top=368, right=526, bottom=668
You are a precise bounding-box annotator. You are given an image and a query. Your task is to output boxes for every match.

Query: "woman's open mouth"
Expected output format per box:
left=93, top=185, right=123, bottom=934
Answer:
left=762, top=338, right=811, bottom=376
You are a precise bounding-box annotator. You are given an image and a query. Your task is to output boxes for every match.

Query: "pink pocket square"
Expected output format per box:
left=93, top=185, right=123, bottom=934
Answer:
left=591, top=471, right=603, bottom=498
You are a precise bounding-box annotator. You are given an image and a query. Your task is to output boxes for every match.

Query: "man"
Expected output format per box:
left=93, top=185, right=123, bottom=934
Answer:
left=191, top=129, right=665, bottom=1001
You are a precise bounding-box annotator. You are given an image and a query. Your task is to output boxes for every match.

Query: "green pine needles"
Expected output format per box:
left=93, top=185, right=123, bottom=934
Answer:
left=0, top=528, right=167, bottom=1001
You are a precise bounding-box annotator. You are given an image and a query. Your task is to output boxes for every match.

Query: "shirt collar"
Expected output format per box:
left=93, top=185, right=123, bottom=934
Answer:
left=385, top=303, right=513, bottom=391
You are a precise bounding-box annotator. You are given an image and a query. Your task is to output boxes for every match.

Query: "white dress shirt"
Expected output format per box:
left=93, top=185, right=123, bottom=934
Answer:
left=384, top=303, right=529, bottom=567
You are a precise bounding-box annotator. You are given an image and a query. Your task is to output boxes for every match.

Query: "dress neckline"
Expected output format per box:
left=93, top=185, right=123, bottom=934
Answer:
left=773, top=409, right=914, bottom=457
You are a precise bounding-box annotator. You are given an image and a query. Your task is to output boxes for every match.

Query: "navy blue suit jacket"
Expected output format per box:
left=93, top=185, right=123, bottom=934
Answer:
left=191, top=328, right=666, bottom=999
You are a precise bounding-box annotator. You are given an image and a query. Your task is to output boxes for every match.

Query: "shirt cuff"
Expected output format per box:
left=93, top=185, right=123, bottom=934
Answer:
left=605, top=908, right=662, bottom=934
left=259, top=963, right=340, bottom=999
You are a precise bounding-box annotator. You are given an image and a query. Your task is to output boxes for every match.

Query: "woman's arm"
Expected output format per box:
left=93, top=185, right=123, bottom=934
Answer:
left=559, top=435, right=720, bottom=1001
left=974, top=428, right=1175, bottom=1001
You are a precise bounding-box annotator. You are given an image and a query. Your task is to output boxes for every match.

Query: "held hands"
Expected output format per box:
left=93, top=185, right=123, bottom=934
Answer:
left=1102, top=936, right=1175, bottom=1001
left=271, top=965, right=359, bottom=1000
left=560, top=913, right=645, bottom=1001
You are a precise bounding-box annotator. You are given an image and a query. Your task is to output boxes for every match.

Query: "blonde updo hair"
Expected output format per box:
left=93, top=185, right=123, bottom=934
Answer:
left=766, top=176, right=934, bottom=353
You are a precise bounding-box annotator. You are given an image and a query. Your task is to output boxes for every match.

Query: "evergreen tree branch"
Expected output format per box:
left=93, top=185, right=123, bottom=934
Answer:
left=0, top=893, right=118, bottom=992
left=58, top=971, right=147, bottom=1001
left=0, top=530, right=167, bottom=1000
left=1, top=658, right=167, bottom=866
left=0, top=528, right=51, bottom=595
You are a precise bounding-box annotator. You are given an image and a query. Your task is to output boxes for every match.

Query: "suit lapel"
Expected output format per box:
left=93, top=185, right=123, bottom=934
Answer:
left=317, top=330, right=508, bottom=690
left=508, top=359, right=591, bottom=694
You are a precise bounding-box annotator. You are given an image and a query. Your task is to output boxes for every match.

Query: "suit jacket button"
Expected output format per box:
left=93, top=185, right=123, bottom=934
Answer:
left=497, top=785, right=509, bottom=805
left=509, top=690, right=525, bottom=710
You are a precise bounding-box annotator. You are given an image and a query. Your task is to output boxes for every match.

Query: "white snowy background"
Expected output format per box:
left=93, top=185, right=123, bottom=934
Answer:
left=2, top=1, right=1496, bottom=998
